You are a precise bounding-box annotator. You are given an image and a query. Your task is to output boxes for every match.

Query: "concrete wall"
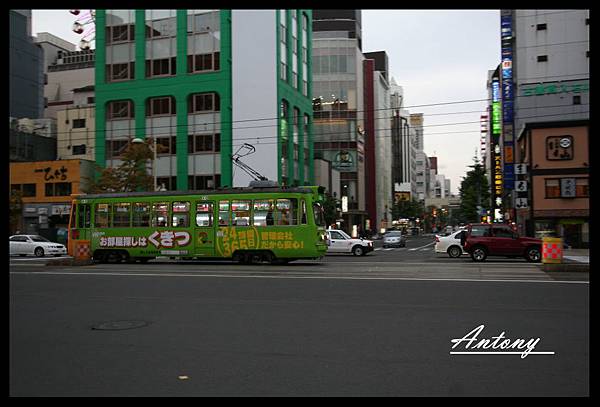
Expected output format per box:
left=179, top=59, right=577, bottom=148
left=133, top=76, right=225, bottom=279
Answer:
left=56, top=106, right=96, bottom=161
left=45, top=67, right=95, bottom=119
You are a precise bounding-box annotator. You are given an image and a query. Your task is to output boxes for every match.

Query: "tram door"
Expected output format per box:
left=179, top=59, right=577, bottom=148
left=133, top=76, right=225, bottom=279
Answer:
left=193, top=201, right=215, bottom=257
left=68, top=202, right=91, bottom=256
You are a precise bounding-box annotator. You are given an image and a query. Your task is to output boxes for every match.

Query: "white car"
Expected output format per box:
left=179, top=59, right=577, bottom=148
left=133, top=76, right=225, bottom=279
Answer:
left=382, top=230, right=406, bottom=248
left=434, top=229, right=467, bottom=258
left=326, top=229, right=374, bottom=256
left=9, top=235, right=67, bottom=257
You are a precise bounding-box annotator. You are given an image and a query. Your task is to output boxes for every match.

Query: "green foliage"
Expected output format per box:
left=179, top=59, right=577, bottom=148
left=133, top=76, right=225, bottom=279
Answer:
left=322, top=192, right=339, bottom=227
left=392, top=199, right=424, bottom=220
left=83, top=141, right=157, bottom=193
left=459, top=156, right=491, bottom=223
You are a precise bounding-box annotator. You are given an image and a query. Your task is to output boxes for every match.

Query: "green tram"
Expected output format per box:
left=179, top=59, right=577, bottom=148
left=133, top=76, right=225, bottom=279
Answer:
left=68, top=186, right=328, bottom=264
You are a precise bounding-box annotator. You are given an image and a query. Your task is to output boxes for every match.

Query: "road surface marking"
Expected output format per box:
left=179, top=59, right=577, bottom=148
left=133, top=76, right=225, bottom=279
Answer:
left=9, top=270, right=589, bottom=284
left=409, top=242, right=435, bottom=251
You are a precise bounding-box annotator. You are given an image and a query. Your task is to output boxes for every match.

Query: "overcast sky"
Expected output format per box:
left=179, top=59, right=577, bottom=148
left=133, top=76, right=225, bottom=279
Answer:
left=32, top=9, right=500, bottom=195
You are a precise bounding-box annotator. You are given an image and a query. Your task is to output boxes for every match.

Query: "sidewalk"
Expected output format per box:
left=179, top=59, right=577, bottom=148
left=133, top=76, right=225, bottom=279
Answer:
left=562, top=248, right=589, bottom=264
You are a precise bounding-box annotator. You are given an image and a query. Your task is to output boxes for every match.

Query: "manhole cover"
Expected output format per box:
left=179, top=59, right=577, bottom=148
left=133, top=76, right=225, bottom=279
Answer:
left=91, top=320, right=149, bottom=331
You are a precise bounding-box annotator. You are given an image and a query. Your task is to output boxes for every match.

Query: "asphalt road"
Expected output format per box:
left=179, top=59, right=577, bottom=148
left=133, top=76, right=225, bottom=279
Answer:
left=10, top=235, right=589, bottom=396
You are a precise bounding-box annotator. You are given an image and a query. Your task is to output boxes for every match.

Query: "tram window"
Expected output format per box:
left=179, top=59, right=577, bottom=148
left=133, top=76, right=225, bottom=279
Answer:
left=301, top=200, right=307, bottom=225
left=275, top=199, right=298, bottom=226
left=113, top=203, right=131, bottom=227
left=232, top=200, right=251, bottom=226
left=253, top=199, right=274, bottom=227
left=172, top=202, right=190, bottom=227
left=218, top=201, right=230, bottom=226
left=78, top=204, right=91, bottom=228
left=196, top=203, right=213, bottom=227
left=132, top=203, right=151, bottom=227
left=152, top=203, right=169, bottom=227
left=95, top=203, right=111, bottom=228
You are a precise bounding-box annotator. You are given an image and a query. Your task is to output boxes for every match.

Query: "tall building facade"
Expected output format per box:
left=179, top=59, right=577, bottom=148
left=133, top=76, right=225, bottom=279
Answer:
left=312, top=9, right=367, bottom=233
left=415, top=151, right=431, bottom=202
left=44, top=46, right=95, bottom=119
left=364, top=51, right=392, bottom=230
left=507, top=9, right=589, bottom=246
left=95, top=9, right=313, bottom=190
left=390, top=81, right=418, bottom=202
left=10, top=10, right=44, bottom=119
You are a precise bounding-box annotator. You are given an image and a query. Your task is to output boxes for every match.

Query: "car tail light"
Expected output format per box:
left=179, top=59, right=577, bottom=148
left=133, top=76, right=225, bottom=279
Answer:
left=435, top=236, right=440, bottom=243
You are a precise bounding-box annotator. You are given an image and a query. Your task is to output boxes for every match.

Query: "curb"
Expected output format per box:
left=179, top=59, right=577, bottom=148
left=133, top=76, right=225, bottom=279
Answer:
left=539, top=263, right=589, bottom=273
left=46, top=258, right=94, bottom=267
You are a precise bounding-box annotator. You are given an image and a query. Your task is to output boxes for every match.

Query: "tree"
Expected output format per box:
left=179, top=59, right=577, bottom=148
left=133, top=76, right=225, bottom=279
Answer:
left=10, top=189, right=23, bottom=234
left=83, top=140, right=158, bottom=193
left=392, top=198, right=424, bottom=221
left=322, top=192, right=339, bottom=227
left=459, top=156, right=491, bottom=223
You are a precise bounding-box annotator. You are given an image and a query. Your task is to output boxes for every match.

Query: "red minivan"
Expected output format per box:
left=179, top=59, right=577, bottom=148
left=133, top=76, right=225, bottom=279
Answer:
left=461, top=223, right=542, bottom=262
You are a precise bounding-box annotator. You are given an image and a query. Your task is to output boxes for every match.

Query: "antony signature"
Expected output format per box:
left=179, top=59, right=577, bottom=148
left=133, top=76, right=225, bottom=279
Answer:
left=450, top=324, right=555, bottom=359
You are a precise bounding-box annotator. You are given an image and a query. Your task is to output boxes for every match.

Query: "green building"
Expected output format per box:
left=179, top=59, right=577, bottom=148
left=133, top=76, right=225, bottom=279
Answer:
left=95, top=9, right=313, bottom=190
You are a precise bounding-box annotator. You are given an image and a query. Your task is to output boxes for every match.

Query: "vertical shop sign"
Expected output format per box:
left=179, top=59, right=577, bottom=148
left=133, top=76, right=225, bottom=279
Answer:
left=500, top=11, right=515, bottom=190
left=491, top=76, right=503, bottom=214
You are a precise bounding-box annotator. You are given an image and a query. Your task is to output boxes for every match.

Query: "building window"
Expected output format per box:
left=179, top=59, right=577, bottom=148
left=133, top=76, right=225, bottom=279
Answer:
left=72, top=119, right=86, bottom=129
left=145, top=57, right=176, bottom=78
left=105, top=10, right=136, bottom=83
left=156, top=176, right=177, bottom=191
left=536, top=23, right=547, bottom=30
left=72, top=145, right=87, bottom=155
left=12, top=183, right=37, bottom=197
left=545, top=178, right=589, bottom=198
left=188, top=92, right=220, bottom=113
left=280, top=9, right=288, bottom=82
left=105, top=139, right=130, bottom=159
left=87, top=97, right=95, bottom=104
left=145, top=10, right=177, bottom=38
left=573, top=95, right=582, bottom=105
left=187, top=10, right=221, bottom=76
left=188, top=174, right=220, bottom=190
left=188, top=133, right=220, bottom=153
left=145, top=10, right=177, bottom=79
left=187, top=52, right=219, bottom=73
left=156, top=136, right=177, bottom=155
left=146, top=96, right=176, bottom=117
left=105, top=22, right=135, bottom=44
left=45, top=182, right=72, bottom=197
left=537, top=55, right=548, bottom=62
left=107, top=100, right=134, bottom=120
left=576, top=178, right=589, bottom=197
left=106, top=62, right=135, bottom=82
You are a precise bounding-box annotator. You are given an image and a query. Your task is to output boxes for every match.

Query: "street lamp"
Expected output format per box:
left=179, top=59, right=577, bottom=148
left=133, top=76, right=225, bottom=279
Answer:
left=131, top=137, right=157, bottom=191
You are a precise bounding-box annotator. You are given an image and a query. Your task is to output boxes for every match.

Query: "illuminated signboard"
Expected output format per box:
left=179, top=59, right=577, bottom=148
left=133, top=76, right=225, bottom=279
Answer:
left=492, top=80, right=500, bottom=103
left=500, top=10, right=514, bottom=191
left=520, top=81, right=589, bottom=97
left=492, top=103, right=502, bottom=134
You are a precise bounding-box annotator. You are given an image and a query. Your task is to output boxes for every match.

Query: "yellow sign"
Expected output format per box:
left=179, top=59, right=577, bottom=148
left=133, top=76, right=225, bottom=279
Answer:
left=504, top=146, right=514, bottom=164
left=216, top=227, right=305, bottom=257
left=395, top=192, right=411, bottom=202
